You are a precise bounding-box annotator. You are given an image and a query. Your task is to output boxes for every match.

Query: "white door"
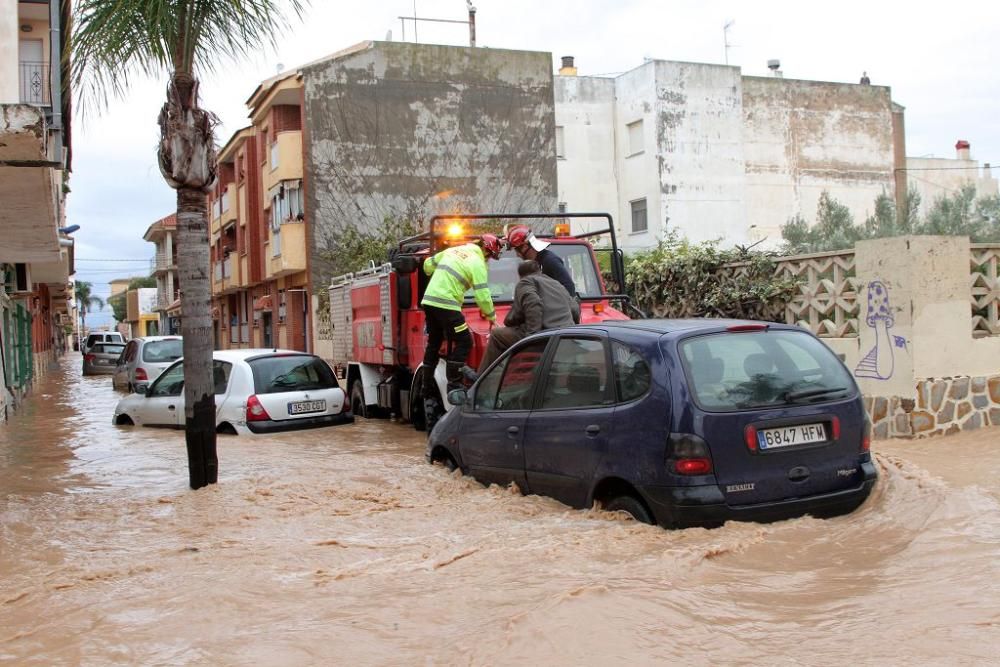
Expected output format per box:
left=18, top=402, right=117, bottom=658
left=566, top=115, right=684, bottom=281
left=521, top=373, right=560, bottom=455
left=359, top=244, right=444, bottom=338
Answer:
left=18, top=40, right=46, bottom=104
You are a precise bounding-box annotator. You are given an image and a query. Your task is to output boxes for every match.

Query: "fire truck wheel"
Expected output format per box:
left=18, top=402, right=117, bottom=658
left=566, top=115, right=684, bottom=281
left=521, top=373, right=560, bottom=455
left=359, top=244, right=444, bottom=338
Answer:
left=350, top=380, right=369, bottom=418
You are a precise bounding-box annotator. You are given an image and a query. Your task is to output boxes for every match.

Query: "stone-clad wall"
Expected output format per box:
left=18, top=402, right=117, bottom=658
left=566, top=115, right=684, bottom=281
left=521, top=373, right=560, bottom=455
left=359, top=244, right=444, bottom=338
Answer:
left=865, top=375, right=1000, bottom=439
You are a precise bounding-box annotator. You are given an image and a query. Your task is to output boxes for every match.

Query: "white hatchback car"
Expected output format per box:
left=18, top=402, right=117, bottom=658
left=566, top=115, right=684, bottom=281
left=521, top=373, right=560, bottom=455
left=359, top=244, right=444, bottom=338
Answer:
left=112, top=349, right=353, bottom=435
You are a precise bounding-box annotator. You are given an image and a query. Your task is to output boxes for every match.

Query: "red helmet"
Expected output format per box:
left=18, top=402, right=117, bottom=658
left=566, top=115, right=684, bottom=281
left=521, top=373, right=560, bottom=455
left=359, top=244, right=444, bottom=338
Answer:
left=480, top=233, right=502, bottom=260
left=506, top=225, right=531, bottom=250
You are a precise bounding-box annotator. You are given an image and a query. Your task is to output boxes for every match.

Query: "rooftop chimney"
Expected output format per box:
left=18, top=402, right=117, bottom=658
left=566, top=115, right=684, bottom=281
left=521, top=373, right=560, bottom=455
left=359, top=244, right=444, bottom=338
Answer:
left=559, top=56, right=577, bottom=76
left=956, top=140, right=971, bottom=161
left=767, top=59, right=782, bottom=78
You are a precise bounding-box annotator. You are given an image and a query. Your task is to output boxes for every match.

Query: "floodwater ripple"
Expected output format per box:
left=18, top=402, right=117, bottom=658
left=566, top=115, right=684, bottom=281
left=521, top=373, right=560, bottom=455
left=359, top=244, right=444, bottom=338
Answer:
left=1, top=356, right=999, bottom=665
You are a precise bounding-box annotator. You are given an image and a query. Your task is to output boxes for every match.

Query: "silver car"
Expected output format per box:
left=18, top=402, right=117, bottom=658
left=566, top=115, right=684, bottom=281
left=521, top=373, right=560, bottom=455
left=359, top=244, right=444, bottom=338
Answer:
left=83, top=331, right=124, bottom=354
left=83, top=342, right=126, bottom=376
left=112, top=336, right=183, bottom=393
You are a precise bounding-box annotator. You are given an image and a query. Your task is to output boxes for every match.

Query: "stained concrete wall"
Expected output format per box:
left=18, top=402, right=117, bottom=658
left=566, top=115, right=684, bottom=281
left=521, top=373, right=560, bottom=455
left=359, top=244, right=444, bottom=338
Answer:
left=302, top=41, right=558, bottom=287
left=553, top=76, right=616, bottom=235
left=653, top=61, right=745, bottom=247
left=742, top=77, right=896, bottom=244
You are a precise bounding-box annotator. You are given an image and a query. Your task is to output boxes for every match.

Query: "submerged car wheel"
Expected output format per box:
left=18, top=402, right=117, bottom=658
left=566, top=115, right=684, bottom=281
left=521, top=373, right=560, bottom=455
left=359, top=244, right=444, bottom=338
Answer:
left=604, top=495, right=654, bottom=524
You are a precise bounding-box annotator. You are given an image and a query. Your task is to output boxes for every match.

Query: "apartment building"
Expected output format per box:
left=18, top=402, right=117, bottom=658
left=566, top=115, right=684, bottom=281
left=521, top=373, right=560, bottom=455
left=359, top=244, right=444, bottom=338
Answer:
left=207, top=73, right=308, bottom=351
left=0, top=0, right=74, bottom=422
left=143, top=213, right=181, bottom=335
left=554, top=57, right=904, bottom=248
left=906, top=140, right=998, bottom=216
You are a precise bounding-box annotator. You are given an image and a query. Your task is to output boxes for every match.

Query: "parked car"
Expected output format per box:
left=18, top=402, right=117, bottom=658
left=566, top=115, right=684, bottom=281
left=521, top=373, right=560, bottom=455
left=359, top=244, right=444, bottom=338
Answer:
left=82, top=342, right=126, bottom=376
left=83, top=331, right=124, bottom=354
left=112, top=336, right=183, bottom=393
left=427, top=319, right=877, bottom=529
left=113, top=349, right=353, bottom=434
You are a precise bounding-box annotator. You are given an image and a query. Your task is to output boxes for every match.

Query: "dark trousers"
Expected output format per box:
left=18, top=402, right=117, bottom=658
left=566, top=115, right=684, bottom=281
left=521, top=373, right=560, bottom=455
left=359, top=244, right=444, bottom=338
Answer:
left=477, top=327, right=524, bottom=374
left=422, top=305, right=473, bottom=391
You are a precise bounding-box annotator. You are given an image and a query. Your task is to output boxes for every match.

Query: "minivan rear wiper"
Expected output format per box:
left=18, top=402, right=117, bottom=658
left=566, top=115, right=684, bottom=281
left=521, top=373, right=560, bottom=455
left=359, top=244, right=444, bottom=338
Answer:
left=784, top=386, right=848, bottom=402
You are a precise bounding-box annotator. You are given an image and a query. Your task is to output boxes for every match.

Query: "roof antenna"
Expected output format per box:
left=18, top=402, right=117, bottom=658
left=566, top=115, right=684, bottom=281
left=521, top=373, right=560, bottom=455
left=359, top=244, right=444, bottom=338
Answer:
left=723, top=19, right=735, bottom=65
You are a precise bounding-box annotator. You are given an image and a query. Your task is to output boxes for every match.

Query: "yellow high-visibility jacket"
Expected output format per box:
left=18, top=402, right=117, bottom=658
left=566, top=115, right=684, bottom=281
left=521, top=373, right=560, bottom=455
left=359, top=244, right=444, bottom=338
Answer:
left=420, top=243, right=496, bottom=321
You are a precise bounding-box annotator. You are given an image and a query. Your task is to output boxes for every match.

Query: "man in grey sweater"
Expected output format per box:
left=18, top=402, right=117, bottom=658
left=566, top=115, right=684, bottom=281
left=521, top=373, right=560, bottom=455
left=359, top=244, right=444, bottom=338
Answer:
left=478, top=260, right=577, bottom=373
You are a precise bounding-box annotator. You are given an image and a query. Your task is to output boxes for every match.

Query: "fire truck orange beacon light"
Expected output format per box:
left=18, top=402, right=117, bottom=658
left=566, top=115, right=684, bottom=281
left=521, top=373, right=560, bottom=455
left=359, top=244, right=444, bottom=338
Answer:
left=446, top=222, right=464, bottom=238
left=554, top=223, right=571, bottom=236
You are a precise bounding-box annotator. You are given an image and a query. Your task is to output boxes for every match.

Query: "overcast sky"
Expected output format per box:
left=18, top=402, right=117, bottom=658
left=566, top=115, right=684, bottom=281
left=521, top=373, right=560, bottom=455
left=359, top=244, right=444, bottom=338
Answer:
left=69, top=0, right=1000, bottom=328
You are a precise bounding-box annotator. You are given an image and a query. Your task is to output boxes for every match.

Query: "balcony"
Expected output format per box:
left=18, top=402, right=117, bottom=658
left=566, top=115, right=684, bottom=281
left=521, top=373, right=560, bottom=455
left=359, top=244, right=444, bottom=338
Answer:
left=0, top=104, right=60, bottom=263
left=221, top=184, right=237, bottom=226
left=153, top=250, right=176, bottom=274
left=19, top=62, right=50, bottom=106
left=266, top=220, right=306, bottom=279
left=210, top=184, right=237, bottom=234
left=212, top=256, right=233, bottom=295
left=262, top=131, right=303, bottom=193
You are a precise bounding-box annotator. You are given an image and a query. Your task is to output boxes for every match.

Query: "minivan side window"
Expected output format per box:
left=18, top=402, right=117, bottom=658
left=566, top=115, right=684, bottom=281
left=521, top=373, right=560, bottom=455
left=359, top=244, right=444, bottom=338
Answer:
left=473, top=357, right=507, bottom=411
left=538, top=338, right=610, bottom=409
left=612, top=341, right=651, bottom=402
left=491, top=340, right=548, bottom=411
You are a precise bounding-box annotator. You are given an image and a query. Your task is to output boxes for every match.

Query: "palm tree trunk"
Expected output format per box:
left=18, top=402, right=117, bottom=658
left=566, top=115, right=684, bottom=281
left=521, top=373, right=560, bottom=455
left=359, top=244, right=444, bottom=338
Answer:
left=177, top=186, right=217, bottom=488
left=159, top=72, right=219, bottom=489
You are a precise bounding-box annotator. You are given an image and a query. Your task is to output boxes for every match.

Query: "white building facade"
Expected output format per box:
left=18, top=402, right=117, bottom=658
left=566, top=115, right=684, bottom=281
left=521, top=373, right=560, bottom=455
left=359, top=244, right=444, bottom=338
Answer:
left=555, top=59, right=902, bottom=249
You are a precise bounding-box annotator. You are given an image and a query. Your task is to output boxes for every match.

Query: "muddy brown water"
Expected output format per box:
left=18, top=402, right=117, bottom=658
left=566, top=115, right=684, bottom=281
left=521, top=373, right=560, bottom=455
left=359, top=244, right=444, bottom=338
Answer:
left=2, top=356, right=999, bottom=665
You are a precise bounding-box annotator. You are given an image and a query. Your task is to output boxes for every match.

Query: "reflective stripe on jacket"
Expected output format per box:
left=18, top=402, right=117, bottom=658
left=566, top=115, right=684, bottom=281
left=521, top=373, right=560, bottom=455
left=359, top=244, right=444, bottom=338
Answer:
left=421, top=243, right=495, bottom=319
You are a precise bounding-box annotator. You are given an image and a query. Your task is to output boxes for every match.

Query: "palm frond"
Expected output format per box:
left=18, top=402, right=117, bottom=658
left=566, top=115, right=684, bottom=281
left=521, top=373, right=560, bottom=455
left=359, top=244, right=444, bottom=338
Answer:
left=72, top=0, right=307, bottom=115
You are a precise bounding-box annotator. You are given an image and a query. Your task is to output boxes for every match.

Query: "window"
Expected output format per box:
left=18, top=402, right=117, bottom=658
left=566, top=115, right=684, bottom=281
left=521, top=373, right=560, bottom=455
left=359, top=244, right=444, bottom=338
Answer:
left=248, top=355, right=339, bottom=394
left=476, top=341, right=548, bottom=411
left=143, top=339, right=182, bottom=363
left=539, top=338, right=610, bottom=409
left=612, top=341, right=651, bottom=402
left=679, top=330, right=854, bottom=412
left=148, top=362, right=185, bottom=397
left=147, top=360, right=233, bottom=397
left=270, top=183, right=304, bottom=258
left=555, top=126, right=565, bottom=159
left=630, top=198, right=648, bottom=234
left=476, top=244, right=603, bottom=303
left=627, top=119, right=644, bottom=155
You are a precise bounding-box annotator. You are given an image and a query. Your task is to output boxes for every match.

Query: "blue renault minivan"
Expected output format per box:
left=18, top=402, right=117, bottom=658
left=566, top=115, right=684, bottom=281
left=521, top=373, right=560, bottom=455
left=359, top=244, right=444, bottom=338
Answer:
left=427, top=319, right=877, bottom=529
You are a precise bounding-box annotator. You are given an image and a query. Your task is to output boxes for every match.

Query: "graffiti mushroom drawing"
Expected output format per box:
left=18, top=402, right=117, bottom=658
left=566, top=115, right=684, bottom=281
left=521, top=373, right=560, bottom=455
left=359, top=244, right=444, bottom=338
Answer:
left=855, top=281, right=895, bottom=380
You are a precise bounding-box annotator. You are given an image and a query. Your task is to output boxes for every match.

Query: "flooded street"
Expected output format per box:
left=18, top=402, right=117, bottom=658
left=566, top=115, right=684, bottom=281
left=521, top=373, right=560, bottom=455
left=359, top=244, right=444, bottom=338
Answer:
left=2, top=356, right=1000, bottom=665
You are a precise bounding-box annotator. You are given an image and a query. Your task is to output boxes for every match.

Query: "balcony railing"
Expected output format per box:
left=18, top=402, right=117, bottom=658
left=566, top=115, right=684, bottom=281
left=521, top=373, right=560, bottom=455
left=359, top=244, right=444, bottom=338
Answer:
left=19, top=62, right=50, bottom=105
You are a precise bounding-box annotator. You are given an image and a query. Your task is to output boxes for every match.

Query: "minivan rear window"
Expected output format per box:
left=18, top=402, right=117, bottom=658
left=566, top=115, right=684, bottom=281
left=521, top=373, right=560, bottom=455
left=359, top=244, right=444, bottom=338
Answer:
left=248, top=355, right=339, bottom=394
left=143, top=339, right=183, bottom=363
left=679, top=330, right=854, bottom=412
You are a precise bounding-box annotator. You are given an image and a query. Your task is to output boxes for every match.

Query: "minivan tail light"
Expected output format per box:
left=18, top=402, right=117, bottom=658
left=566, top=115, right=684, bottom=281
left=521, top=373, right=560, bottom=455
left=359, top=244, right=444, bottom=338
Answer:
left=246, top=395, right=271, bottom=422
left=84, top=353, right=95, bottom=362
left=744, top=425, right=759, bottom=452
left=831, top=416, right=841, bottom=440
left=861, top=418, right=871, bottom=452
left=135, top=368, right=148, bottom=381
left=667, top=433, right=714, bottom=476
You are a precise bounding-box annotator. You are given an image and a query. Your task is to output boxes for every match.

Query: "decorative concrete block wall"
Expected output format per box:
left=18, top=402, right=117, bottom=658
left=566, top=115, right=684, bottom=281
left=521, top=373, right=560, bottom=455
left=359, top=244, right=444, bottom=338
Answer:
left=772, top=236, right=1000, bottom=440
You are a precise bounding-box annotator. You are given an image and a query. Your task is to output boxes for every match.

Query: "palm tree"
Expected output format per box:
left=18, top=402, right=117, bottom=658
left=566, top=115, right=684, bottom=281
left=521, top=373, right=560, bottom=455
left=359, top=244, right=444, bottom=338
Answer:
left=75, top=280, right=104, bottom=332
left=71, top=0, right=306, bottom=489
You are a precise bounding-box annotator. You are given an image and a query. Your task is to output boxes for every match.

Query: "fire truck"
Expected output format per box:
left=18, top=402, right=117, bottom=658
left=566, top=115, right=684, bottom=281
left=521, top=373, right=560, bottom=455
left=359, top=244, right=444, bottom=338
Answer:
left=327, top=213, right=638, bottom=430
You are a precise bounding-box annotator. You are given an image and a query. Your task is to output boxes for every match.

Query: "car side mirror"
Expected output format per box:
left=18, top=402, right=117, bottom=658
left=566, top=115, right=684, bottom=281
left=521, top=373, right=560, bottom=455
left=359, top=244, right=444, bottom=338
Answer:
left=447, top=388, right=467, bottom=406
left=134, top=384, right=148, bottom=396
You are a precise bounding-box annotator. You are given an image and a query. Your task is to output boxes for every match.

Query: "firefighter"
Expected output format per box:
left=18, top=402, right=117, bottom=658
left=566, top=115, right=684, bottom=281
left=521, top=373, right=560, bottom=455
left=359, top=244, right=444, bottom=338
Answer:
left=478, top=260, right=576, bottom=373
left=420, top=233, right=503, bottom=424
left=506, top=225, right=581, bottom=323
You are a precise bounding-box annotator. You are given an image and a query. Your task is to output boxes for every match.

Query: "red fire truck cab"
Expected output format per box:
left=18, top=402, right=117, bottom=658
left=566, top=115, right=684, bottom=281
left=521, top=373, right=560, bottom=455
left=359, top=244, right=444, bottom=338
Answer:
left=327, top=213, right=637, bottom=431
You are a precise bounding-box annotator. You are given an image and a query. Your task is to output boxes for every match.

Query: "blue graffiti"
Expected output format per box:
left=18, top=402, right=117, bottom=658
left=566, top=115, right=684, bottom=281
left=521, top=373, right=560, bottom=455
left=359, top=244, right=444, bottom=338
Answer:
left=855, top=281, right=896, bottom=380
